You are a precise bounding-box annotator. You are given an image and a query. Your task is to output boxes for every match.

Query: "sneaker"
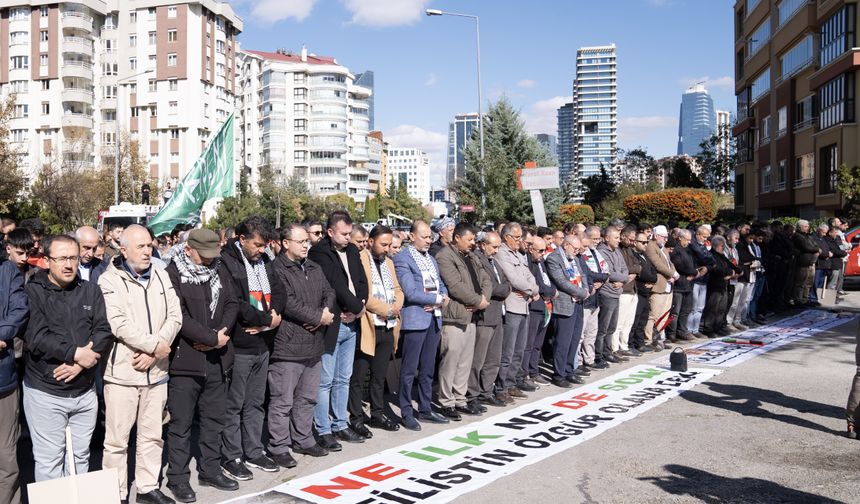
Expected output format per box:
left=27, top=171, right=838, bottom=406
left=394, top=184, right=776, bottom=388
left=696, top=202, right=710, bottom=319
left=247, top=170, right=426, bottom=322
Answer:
left=516, top=380, right=537, bottom=392
left=221, top=459, right=253, bottom=481
left=591, top=361, right=609, bottom=369
left=245, top=454, right=279, bottom=472
left=317, top=434, right=342, bottom=452
left=333, top=427, right=365, bottom=444
left=508, top=387, right=528, bottom=399
left=271, top=452, right=298, bottom=469
left=292, top=444, right=329, bottom=457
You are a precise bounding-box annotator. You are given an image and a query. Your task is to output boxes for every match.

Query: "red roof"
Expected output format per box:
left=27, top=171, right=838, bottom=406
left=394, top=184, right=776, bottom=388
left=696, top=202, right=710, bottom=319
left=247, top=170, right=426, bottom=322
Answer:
left=246, top=50, right=338, bottom=66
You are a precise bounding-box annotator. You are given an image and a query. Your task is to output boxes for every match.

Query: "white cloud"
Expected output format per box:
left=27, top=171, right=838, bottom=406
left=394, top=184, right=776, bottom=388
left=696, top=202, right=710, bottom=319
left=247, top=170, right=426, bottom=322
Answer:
left=385, top=125, right=449, bottom=188
left=341, top=0, right=430, bottom=27
left=522, top=96, right=570, bottom=135
left=678, top=75, right=735, bottom=90
left=424, top=72, right=438, bottom=87
left=241, top=0, right=318, bottom=23
left=516, top=79, right=537, bottom=89
left=617, top=116, right=679, bottom=155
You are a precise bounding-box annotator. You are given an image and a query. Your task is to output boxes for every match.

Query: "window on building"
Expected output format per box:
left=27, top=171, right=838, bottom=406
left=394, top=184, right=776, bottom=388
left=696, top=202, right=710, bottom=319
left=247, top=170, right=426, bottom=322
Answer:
left=41, top=102, right=49, bottom=115
left=148, top=54, right=156, bottom=68
left=11, top=129, right=27, bottom=142
left=168, top=6, right=177, bottom=18
left=129, top=11, right=137, bottom=23
left=149, top=31, right=157, bottom=45
left=103, top=85, right=116, bottom=98
left=761, top=165, right=772, bottom=193
left=40, top=30, right=48, bottom=42
left=129, top=57, right=137, bottom=70
left=40, top=5, right=49, bottom=17
left=104, top=14, right=116, bottom=29
left=168, top=29, right=177, bottom=42
left=128, top=83, right=136, bottom=93
left=294, top=151, right=306, bottom=162
left=760, top=115, right=772, bottom=145
left=14, top=104, right=28, bottom=118
left=216, top=40, right=226, bottom=54
left=10, top=8, right=28, bottom=21
left=204, top=103, right=209, bottom=118
left=167, top=53, right=177, bottom=67
left=820, top=5, right=856, bottom=67
left=148, top=7, right=156, bottom=19
left=41, top=80, right=49, bottom=90
left=751, top=67, right=770, bottom=102
left=747, top=19, right=771, bottom=58
left=779, top=34, right=813, bottom=80
left=819, top=73, right=855, bottom=130
left=150, top=106, right=157, bottom=117
left=795, top=153, right=814, bottom=187
left=294, top=119, right=307, bottom=131
left=40, top=54, right=48, bottom=67
left=777, top=106, right=787, bottom=137
left=776, top=160, right=787, bottom=190
left=104, top=39, right=115, bottom=52
left=10, top=32, right=27, bottom=45
left=294, top=135, right=307, bottom=146
left=294, top=88, right=306, bottom=99
left=130, top=107, right=139, bottom=117
left=819, top=144, right=838, bottom=194
left=170, top=129, right=179, bottom=139
left=11, top=56, right=28, bottom=69
left=294, top=103, right=307, bottom=114
left=129, top=34, right=136, bottom=47
left=169, top=79, right=178, bottom=91
left=10, top=81, right=28, bottom=93
left=795, top=95, right=815, bottom=130
left=148, top=79, right=157, bottom=92
left=169, top=101, right=178, bottom=114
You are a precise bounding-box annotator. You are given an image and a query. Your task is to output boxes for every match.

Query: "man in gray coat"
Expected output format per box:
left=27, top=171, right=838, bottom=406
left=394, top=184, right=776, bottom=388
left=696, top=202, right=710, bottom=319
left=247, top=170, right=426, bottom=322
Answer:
left=469, top=231, right=511, bottom=408
left=594, top=226, right=629, bottom=367
left=493, top=223, right=539, bottom=403
left=436, top=223, right=492, bottom=420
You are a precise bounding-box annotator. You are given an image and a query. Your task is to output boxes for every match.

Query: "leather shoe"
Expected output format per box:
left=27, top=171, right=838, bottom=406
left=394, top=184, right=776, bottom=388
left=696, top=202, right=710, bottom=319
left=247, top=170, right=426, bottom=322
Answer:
left=136, top=489, right=175, bottom=504
left=647, top=343, right=664, bottom=352
left=605, top=354, right=620, bottom=363
left=402, top=416, right=422, bottom=431
left=317, top=434, right=342, bottom=452
left=292, top=444, right=329, bottom=457
left=635, top=345, right=653, bottom=353
left=495, top=391, right=514, bottom=404
left=480, top=395, right=507, bottom=407
left=532, top=374, right=551, bottom=385
left=552, top=377, right=572, bottom=388
left=442, top=407, right=462, bottom=421
left=627, top=348, right=643, bottom=357
left=333, top=427, right=365, bottom=444
left=457, top=402, right=482, bottom=416
left=198, top=474, right=238, bottom=491
left=350, top=422, right=373, bottom=439
left=574, top=367, right=591, bottom=376
left=619, top=350, right=635, bottom=357
left=591, top=361, right=609, bottom=369
left=517, top=380, right=537, bottom=392
left=693, top=332, right=708, bottom=339
left=566, top=375, right=585, bottom=385
left=167, top=483, right=196, bottom=503
left=612, top=352, right=630, bottom=362
left=678, top=333, right=695, bottom=341
left=369, top=416, right=400, bottom=431
left=271, top=452, right=298, bottom=468
left=508, top=387, right=528, bottom=399
left=417, top=411, right=450, bottom=424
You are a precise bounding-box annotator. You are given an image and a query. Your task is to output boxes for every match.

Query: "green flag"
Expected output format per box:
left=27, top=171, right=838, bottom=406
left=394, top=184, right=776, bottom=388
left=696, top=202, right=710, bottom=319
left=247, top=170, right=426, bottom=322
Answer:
left=148, top=114, right=235, bottom=236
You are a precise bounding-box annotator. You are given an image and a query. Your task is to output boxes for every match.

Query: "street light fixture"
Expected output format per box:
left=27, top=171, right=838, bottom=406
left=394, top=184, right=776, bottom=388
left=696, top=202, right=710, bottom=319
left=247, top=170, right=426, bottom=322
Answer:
left=115, top=69, right=154, bottom=205
left=425, top=7, right=486, bottom=221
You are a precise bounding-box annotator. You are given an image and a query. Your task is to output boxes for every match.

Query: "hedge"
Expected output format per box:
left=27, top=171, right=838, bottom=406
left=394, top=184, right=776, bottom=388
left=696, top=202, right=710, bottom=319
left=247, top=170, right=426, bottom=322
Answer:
left=553, top=204, right=595, bottom=228
left=624, top=188, right=717, bottom=224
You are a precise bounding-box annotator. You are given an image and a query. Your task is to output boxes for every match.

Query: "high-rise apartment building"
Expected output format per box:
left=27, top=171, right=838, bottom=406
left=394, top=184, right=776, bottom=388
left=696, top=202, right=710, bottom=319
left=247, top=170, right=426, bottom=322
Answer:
left=1, top=1, right=242, bottom=187
left=572, top=44, right=617, bottom=194
left=534, top=133, right=557, bottom=160
left=733, top=0, right=853, bottom=218
left=446, top=112, right=478, bottom=186
left=677, top=83, right=716, bottom=155
left=557, top=102, right=574, bottom=182
left=354, top=70, right=374, bottom=130
left=388, top=147, right=430, bottom=204
left=237, top=47, right=376, bottom=204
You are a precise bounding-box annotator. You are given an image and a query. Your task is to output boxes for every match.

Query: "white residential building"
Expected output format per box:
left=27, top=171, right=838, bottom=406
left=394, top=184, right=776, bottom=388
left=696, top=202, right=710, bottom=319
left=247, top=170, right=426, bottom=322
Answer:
left=237, top=47, right=376, bottom=204
left=0, top=0, right=242, bottom=187
left=388, top=147, right=430, bottom=204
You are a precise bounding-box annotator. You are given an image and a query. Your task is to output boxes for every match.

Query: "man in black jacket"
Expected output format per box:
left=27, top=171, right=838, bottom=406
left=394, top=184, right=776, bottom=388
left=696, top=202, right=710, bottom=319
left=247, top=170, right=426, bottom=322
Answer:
left=165, top=229, right=239, bottom=501
left=308, top=211, right=368, bottom=450
left=524, top=238, right=556, bottom=389
left=790, top=220, right=821, bottom=306
left=22, top=234, right=113, bottom=482
left=667, top=230, right=699, bottom=342
left=700, top=236, right=740, bottom=337
left=810, top=223, right=832, bottom=305
left=220, top=216, right=285, bottom=480
left=268, top=224, right=336, bottom=468
left=629, top=232, right=658, bottom=352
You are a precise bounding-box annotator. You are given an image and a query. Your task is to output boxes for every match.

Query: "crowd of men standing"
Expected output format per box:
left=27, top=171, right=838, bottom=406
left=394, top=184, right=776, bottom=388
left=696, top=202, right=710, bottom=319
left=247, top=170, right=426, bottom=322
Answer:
left=0, top=211, right=856, bottom=504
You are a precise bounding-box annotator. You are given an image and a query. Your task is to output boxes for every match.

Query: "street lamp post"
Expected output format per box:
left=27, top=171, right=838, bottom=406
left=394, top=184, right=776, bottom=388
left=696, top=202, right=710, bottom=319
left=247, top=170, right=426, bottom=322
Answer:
left=115, top=69, right=153, bottom=205
left=426, top=8, right=486, bottom=221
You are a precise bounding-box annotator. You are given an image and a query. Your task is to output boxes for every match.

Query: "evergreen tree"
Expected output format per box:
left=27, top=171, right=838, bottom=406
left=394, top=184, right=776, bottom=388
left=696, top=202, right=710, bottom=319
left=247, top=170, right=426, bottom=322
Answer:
left=582, top=165, right=617, bottom=209
left=458, top=97, right=560, bottom=224
left=696, top=122, right=735, bottom=193
left=666, top=157, right=704, bottom=188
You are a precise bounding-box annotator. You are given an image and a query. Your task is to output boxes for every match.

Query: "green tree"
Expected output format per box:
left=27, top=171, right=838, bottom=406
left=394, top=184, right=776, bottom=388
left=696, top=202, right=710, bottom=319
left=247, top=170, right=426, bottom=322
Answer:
left=582, top=165, right=617, bottom=209
left=666, top=157, right=704, bottom=188
left=617, top=147, right=656, bottom=185
left=696, top=122, right=735, bottom=193
left=364, top=195, right=380, bottom=222
left=837, top=164, right=860, bottom=219
left=0, top=95, right=23, bottom=213
left=457, top=97, right=560, bottom=224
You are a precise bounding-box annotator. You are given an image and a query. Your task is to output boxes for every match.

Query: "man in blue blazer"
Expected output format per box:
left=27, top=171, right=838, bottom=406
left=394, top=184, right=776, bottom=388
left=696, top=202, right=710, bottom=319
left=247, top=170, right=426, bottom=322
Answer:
left=393, top=221, right=449, bottom=431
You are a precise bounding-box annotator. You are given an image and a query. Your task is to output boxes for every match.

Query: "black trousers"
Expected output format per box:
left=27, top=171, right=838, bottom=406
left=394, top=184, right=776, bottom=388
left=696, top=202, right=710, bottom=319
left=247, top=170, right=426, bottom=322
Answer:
left=349, top=327, right=394, bottom=422
left=629, top=292, right=651, bottom=349
left=167, top=360, right=228, bottom=484
left=701, top=289, right=728, bottom=335
left=666, top=290, right=693, bottom=339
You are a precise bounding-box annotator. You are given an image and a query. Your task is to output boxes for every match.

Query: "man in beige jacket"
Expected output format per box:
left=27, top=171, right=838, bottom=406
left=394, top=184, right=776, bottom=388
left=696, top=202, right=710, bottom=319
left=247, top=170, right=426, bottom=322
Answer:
left=99, top=224, right=182, bottom=504
left=643, top=225, right=678, bottom=351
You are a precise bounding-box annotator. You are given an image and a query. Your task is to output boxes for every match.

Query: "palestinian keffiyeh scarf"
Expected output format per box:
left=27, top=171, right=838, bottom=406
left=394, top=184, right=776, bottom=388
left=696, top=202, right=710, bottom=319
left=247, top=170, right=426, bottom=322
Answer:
left=236, top=241, right=271, bottom=311
left=370, top=254, right=396, bottom=327
left=175, top=248, right=222, bottom=317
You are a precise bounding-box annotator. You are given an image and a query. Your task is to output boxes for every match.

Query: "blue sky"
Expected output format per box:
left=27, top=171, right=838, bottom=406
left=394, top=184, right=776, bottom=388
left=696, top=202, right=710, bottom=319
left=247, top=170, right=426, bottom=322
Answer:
left=232, top=0, right=735, bottom=187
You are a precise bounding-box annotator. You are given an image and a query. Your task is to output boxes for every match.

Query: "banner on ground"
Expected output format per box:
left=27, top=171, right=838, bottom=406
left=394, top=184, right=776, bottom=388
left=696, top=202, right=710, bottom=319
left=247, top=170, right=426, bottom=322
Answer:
left=266, top=365, right=721, bottom=503
left=651, top=310, right=857, bottom=369
left=147, top=114, right=235, bottom=236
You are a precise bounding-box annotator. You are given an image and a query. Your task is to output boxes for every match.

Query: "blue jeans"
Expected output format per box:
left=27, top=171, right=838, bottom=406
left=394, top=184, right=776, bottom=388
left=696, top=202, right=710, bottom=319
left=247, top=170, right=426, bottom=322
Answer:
left=748, top=276, right=766, bottom=320
left=687, top=283, right=708, bottom=333
left=314, top=322, right=356, bottom=435
left=810, top=269, right=827, bottom=302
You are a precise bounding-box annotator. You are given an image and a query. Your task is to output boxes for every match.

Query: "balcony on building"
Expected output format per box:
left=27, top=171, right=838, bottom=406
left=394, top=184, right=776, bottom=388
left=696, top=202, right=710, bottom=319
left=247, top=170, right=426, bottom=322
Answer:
left=61, top=10, right=93, bottom=32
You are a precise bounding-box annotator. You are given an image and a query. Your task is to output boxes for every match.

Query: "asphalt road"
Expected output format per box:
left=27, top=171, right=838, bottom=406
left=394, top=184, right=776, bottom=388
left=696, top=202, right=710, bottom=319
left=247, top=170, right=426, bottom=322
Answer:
left=190, top=303, right=860, bottom=504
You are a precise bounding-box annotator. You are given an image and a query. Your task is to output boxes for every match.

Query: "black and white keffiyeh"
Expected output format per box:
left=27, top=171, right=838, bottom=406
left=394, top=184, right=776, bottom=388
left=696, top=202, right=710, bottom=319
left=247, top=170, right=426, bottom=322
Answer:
left=370, top=255, right=396, bottom=326
left=236, top=241, right=271, bottom=308
left=174, top=248, right=222, bottom=317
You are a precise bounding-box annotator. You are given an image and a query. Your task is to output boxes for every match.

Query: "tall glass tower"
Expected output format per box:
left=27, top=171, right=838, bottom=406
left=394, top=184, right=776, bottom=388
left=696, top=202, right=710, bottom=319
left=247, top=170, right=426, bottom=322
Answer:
left=677, top=83, right=715, bottom=156
left=557, top=103, right=574, bottom=181
left=446, top=112, right=479, bottom=185
left=573, top=44, right=617, bottom=194
left=354, top=71, right=375, bottom=130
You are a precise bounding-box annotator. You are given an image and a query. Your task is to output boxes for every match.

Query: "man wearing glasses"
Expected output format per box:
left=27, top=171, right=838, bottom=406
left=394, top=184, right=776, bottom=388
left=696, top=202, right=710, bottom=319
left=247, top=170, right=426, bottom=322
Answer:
left=304, top=221, right=325, bottom=247
left=22, top=235, right=113, bottom=481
